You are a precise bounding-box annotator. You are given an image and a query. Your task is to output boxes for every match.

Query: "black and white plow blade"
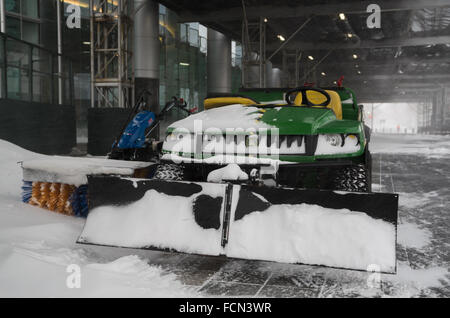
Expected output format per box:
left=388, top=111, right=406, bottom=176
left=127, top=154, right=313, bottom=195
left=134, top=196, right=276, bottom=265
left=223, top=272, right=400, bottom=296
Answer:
left=226, top=186, right=398, bottom=273
left=78, top=176, right=227, bottom=256
left=79, top=176, right=398, bottom=273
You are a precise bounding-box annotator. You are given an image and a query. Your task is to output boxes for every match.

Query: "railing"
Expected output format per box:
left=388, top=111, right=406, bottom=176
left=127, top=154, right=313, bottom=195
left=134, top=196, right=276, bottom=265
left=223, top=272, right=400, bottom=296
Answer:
left=0, top=32, right=74, bottom=105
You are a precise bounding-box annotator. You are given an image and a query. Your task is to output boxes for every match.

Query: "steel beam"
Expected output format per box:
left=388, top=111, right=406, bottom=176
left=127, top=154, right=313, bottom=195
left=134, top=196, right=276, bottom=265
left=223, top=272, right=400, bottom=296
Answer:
left=90, top=0, right=134, bottom=108
left=177, top=0, right=450, bottom=23
left=266, top=35, right=450, bottom=51
left=266, top=17, right=311, bottom=61
left=317, top=56, right=450, bottom=69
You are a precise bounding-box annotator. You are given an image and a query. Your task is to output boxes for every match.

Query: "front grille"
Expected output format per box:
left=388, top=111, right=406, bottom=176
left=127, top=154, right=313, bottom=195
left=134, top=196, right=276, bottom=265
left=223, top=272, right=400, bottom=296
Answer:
left=202, top=134, right=307, bottom=156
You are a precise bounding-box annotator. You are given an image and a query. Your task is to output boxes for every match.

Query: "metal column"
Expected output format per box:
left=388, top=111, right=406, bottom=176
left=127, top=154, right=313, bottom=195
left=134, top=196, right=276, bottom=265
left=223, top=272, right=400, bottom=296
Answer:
left=90, top=0, right=134, bottom=108
left=207, top=29, right=231, bottom=94
left=241, top=17, right=266, bottom=88
left=56, top=0, right=63, bottom=105
left=0, top=0, right=5, bottom=33
left=134, top=0, right=159, bottom=111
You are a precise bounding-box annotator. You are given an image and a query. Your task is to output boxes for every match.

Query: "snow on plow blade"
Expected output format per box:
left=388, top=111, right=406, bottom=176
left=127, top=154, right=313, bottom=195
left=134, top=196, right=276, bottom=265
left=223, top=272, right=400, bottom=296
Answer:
left=78, top=176, right=398, bottom=273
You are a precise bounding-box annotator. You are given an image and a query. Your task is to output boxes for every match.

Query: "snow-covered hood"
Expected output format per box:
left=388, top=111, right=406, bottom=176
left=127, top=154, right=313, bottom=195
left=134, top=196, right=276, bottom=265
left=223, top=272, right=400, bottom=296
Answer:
left=162, top=104, right=364, bottom=161
left=166, top=104, right=359, bottom=136
left=167, top=104, right=273, bottom=133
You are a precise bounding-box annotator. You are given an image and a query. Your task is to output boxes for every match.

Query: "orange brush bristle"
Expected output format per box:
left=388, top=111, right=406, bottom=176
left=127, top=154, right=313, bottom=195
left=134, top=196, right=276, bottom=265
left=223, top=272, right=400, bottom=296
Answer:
left=38, top=182, right=51, bottom=208
left=57, top=184, right=75, bottom=214
left=47, top=183, right=61, bottom=211
left=29, top=182, right=42, bottom=206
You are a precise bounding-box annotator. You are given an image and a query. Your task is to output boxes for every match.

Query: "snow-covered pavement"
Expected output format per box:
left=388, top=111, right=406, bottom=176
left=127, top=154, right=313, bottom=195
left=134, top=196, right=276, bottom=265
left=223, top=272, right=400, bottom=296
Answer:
left=0, top=134, right=449, bottom=297
left=0, top=140, right=198, bottom=297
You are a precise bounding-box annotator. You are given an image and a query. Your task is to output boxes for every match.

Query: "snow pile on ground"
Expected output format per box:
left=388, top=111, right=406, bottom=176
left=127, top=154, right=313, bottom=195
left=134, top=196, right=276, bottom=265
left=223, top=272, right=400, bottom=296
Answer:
left=0, top=139, right=198, bottom=297
left=371, top=134, right=450, bottom=157
left=398, top=191, right=439, bottom=210
left=386, top=263, right=448, bottom=294
left=227, top=203, right=396, bottom=272
left=79, top=188, right=224, bottom=255
left=0, top=140, right=41, bottom=198
left=207, top=164, right=249, bottom=182
left=0, top=199, right=198, bottom=297
left=398, top=222, right=433, bottom=249
left=0, top=244, right=195, bottom=297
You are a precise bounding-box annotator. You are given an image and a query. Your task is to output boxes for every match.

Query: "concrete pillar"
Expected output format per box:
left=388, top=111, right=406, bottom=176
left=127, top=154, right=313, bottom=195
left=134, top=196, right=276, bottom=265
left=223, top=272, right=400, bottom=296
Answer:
left=243, top=52, right=259, bottom=88
left=134, top=0, right=160, bottom=112
left=207, top=29, right=231, bottom=94
left=244, top=56, right=271, bottom=88
left=431, top=94, right=439, bottom=132
left=270, top=68, right=282, bottom=88
left=265, top=61, right=273, bottom=87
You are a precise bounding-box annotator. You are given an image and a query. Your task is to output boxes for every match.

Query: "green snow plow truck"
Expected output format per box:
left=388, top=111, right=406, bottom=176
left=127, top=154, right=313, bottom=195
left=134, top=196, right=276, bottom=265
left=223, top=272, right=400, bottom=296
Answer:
left=78, top=85, right=398, bottom=273
left=158, top=86, right=372, bottom=192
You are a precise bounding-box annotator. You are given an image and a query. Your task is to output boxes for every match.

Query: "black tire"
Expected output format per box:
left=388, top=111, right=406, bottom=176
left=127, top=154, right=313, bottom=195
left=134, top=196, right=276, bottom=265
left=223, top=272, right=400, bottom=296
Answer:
left=333, top=163, right=371, bottom=193
left=154, top=163, right=184, bottom=181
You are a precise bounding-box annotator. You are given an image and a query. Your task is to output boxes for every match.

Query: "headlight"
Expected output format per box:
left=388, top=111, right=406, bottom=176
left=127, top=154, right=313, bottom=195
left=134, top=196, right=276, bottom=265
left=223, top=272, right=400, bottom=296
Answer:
left=163, top=130, right=194, bottom=155
left=325, top=134, right=343, bottom=147
left=316, top=134, right=360, bottom=155
left=165, top=132, right=188, bottom=141
left=165, top=133, right=174, bottom=141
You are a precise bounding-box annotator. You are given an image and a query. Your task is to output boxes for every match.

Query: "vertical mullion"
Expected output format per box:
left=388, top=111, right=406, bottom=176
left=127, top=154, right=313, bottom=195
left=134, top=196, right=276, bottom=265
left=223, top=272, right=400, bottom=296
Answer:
left=3, top=36, right=7, bottom=99
left=29, top=45, right=32, bottom=101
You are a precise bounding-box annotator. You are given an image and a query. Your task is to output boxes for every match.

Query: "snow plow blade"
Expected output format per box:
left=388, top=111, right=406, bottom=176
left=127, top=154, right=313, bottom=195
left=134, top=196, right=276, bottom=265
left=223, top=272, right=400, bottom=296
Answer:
left=78, top=176, right=398, bottom=273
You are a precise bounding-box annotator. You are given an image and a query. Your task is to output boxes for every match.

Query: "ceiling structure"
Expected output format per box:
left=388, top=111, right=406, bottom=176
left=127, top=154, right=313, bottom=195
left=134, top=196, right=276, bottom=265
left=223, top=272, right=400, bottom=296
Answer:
left=158, top=0, right=450, bottom=104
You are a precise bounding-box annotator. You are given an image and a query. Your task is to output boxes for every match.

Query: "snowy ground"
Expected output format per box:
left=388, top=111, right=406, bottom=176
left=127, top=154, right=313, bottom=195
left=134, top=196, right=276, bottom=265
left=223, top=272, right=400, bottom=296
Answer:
left=0, top=134, right=449, bottom=297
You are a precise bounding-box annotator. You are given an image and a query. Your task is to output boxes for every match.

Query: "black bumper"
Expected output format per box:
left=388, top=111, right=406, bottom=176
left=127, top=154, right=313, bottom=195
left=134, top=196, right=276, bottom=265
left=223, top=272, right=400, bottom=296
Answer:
left=161, top=157, right=365, bottom=190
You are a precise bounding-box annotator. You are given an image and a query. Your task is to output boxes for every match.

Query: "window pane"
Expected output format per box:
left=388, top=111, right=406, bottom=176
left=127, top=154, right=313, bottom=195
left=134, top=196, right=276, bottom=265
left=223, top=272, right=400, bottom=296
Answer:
left=32, top=47, right=52, bottom=73
left=0, top=66, right=5, bottom=98
left=6, top=39, right=30, bottom=68
left=0, top=38, right=3, bottom=64
left=188, top=27, right=199, bottom=47
left=0, top=41, right=4, bottom=98
left=6, top=16, right=21, bottom=39
left=22, top=0, right=39, bottom=18
left=7, top=67, right=30, bottom=101
left=33, top=72, right=52, bottom=103
left=23, top=21, right=39, bottom=44
left=5, top=0, right=20, bottom=14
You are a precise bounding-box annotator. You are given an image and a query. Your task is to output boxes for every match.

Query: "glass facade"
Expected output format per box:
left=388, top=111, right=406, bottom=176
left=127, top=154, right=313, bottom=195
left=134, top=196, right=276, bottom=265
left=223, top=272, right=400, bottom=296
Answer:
left=159, top=6, right=208, bottom=121
left=1, top=1, right=242, bottom=141
left=62, top=0, right=90, bottom=140
left=158, top=5, right=242, bottom=119
left=0, top=33, right=73, bottom=104
left=5, top=0, right=40, bottom=44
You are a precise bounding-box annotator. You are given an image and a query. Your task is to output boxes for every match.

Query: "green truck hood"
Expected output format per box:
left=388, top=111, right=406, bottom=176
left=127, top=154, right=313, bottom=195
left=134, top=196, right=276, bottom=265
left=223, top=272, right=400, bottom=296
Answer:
left=258, top=107, right=338, bottom=135
left=167, top=104, right=361, bottom=136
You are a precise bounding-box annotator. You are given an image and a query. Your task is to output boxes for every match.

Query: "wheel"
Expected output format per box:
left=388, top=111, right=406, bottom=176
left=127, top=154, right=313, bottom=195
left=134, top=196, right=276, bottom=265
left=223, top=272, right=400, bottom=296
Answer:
left=154, top=163, right=184, bottom=180
left=333, top=163, right=371, bottom=193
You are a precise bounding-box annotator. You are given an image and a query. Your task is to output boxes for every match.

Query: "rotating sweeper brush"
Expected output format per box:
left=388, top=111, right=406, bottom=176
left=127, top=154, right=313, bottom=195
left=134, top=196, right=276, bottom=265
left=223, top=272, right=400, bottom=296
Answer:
left=20, top=91, right=192, bottom=217
left=22, top=87, right=399, bottom=273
